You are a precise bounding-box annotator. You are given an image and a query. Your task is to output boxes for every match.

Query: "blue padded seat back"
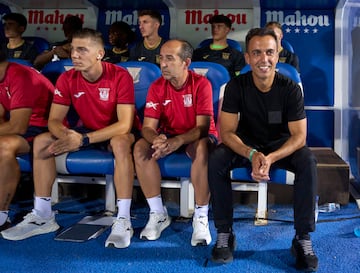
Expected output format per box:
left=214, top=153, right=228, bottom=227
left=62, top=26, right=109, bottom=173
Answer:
left=197, top=38, right=242, bottom=52
left=276, top=62, right=301, bottom=85
left=117, top=61, right=162, bottom=121
left=40, top=59, right=80, bottom=127
left=189, top=61, right=230, bottom=122
left=24, top=36, right=50, bottom=54
left=7, top=58, right=33, bottom=67
left=41, top=58, right=73, bottom=85
left=281, top=39, right=294, bottom=53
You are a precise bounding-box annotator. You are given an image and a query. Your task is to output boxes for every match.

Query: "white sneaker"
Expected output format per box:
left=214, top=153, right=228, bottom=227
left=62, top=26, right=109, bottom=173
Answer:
left=1, top=211, right=59, bottom=241
left=140, top=207, right=171, bottom=240
left=191, top=216, right=212, bottom=246
left=105, top=218, right=133, bottom=248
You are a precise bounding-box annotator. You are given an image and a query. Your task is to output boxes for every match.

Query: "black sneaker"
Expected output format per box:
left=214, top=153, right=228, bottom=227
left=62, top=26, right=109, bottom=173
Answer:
left=291, top=235, right=318, bottom=272
left=211, top=232, right=236, bottom=263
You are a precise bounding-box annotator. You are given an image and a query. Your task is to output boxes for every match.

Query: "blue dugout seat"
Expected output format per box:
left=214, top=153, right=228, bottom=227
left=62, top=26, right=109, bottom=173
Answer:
left=40, top=58, right=73, bottom=84
left=152, top=62, right=230, bottom=217
left=281, top=39, right=295, bottom=53
left=157, top=62, right=300, bottom=220
left=7, top=58, right=33, bottom=67
left=52, top=61, right=161, bottom=212
left=233, top=62, right=302, bottom=224
left=16, top=60, right=160, bottom=212
left=24, top=36, right=50, bottom=54
left=197, top=38, right=243, bottom=52
left=117, top=61, right=162, bottom=121
left=17, top=154, right=32, bottom=172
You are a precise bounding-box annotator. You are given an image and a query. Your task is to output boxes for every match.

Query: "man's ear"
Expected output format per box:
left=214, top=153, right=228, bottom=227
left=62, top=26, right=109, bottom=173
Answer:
left=245, top=53, right=250, bottom=64
left=19, top=26, right=26, bottom=34
left=97, top=50, right=105, bottom=60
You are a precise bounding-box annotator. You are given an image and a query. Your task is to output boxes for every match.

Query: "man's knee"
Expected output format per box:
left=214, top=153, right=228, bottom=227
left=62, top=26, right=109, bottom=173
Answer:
left=133, top=138, right=151, bottom=162
left=33, top=132, right=54, bottom=158
left=187, top=137, right=209, bottom=160
left=111, top=134, right=134, bottom=155
left=294, top=147, right=317, bottom=169
left=208, top=144, right=226, bottom=169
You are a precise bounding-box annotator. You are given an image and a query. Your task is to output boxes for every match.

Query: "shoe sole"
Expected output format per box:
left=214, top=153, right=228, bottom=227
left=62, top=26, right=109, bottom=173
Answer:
left=211, top=234, right=237, bottom=264
left=191, top=239, right=210, bottom=246
left=105, top=241, right=130, bottom=249
left=291, top=245, right=318, bottom=272
left=211, top=255, right=234, bottom=264
left=1, top=223, right=60, bottom=241
left=140, top=218, right=171, bottom=241
left=0, top=222, right=11, bottom=232
left=105, top=230, right=134, bottom=249
left=191, top=235, right=212, bottom=246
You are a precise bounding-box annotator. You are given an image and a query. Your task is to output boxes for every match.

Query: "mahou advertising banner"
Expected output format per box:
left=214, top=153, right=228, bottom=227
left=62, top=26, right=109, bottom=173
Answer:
left=176, top=9, right=253, bottom=48
left=262, top=9, right=335, bottom=107
left=21, top=9, right=97, bottom=43
left=96, top=9, right=171, bottom=44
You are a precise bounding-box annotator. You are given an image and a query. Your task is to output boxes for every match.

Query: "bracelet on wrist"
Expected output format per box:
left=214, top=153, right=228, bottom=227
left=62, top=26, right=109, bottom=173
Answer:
left=249, top=148, right=257, bottom=162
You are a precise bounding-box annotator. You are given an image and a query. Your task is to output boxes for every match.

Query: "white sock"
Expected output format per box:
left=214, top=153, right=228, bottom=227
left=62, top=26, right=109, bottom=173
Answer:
left=34, top=196, right=52, bottom=219
left=116, top=199, right=131, bottom=219
left=0, top=211, right=9, bottom=225
left=147, top=195, right=164, bottom=214
left=194, top=204, right=209, bottom=218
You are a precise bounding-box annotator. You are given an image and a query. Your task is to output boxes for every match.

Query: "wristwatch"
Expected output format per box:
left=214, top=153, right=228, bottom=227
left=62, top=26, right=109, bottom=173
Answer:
left=81, top=133, right=90, bottom=147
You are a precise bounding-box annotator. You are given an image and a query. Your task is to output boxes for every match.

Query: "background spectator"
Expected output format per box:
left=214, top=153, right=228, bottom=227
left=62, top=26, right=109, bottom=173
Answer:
left=34, top=15, right=83, bottom=70
left=193, top=15, right=245, bottom=78
left=265, top=21, right=300, bottom=72
left=103, top=21, right=136, bottom=63
left=0, top=13, right=38, bottom=64
left=129, top=10, right=166, bottom=66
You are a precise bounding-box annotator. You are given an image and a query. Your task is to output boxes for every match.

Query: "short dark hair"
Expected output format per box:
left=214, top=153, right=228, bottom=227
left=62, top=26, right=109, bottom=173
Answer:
left=245, top=27, right=278, bottom=52
left=3, top=12, right=27, bottom=28
left=265, top=21, right=282, bottom=30
left=209, top=15, right=232, bottom=29
left=63, top=15, right=83, bottom=30
left=72, top=28, right=105, bottom=48
left=177, top=40, right=193, bottom=61
left=109, top=21, right=136, bottom=44
left=138, top=10, right=162, bottom=25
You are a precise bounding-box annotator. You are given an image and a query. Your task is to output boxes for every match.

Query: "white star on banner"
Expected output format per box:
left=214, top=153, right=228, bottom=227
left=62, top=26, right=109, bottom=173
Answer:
left=284, top=27, right=321, bottom=35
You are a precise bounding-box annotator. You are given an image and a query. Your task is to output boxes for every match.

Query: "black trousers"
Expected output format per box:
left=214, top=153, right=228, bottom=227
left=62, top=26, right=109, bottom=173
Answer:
left=208, top=143, right=317, bottom=235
